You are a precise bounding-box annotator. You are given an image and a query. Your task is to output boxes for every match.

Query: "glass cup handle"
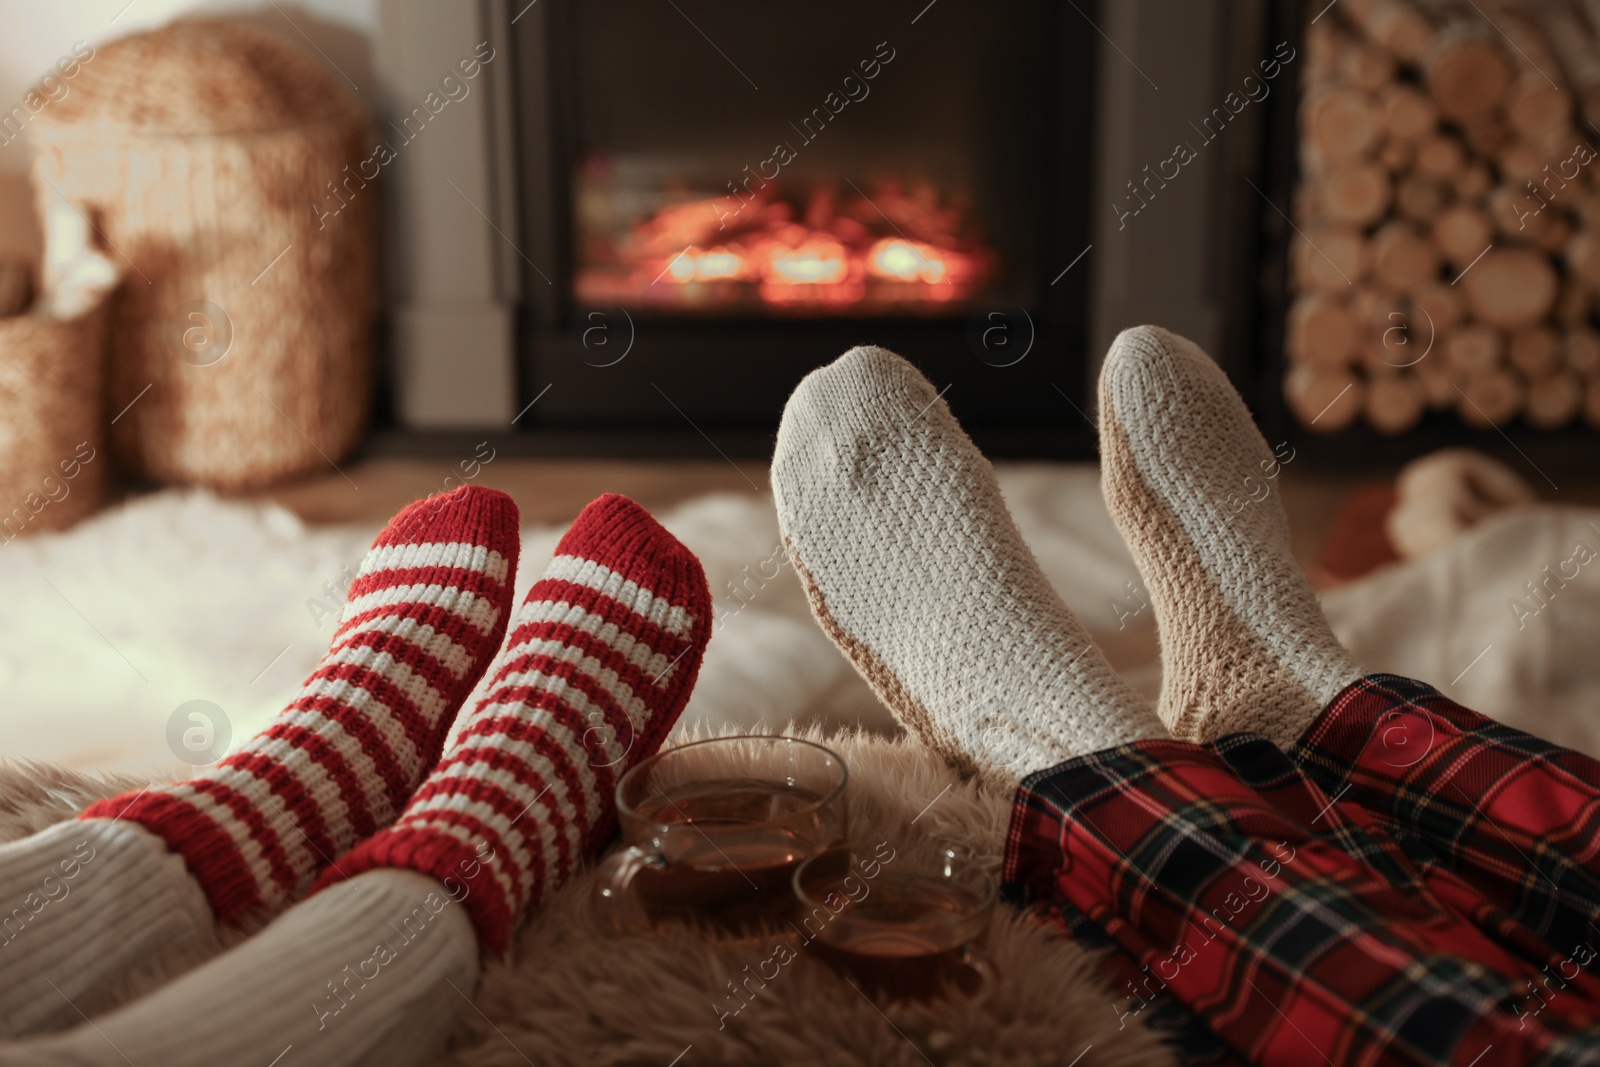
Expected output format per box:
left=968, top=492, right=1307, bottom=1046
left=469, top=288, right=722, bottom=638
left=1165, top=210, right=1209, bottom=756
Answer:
left=958, top=946, right=998, bottom=1005
left=592, top=844, right=665, bottom=935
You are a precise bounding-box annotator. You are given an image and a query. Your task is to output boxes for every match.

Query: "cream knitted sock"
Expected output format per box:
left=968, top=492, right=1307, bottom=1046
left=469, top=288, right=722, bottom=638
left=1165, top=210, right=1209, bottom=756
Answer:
left=1, top=869, right=477, bottom=1067
left=1099, top=325, right=1363, bottom=748
left=773, top=345, right=1167, bottom=788
left=0, top=819, right=220, bottom=1039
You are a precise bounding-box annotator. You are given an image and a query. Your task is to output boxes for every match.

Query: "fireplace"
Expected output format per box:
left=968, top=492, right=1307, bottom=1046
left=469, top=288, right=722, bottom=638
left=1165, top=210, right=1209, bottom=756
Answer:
left=375, top=1, right=1278, bottom=454
left=508, top=0, right=1098, bottom=456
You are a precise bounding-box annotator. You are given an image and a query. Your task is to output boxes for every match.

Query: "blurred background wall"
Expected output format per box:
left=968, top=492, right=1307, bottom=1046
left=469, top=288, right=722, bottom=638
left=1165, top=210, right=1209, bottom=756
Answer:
left=0, top=0, right=377, bottom=261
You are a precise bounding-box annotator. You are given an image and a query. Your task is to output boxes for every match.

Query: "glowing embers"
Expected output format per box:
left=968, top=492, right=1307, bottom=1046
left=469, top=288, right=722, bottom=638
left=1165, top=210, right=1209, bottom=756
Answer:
left=691, top=247, right=747, bottom=281
left=574, top=180, right=993, bottom=314
left=868, top=237, right=942, bottom=282
left=767, top=234, right=850, bottom=285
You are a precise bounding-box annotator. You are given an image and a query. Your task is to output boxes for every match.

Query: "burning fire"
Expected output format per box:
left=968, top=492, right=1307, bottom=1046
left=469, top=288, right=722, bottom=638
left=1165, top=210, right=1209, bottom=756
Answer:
left=768, top=235, right=849, bottom=285
left=575, top=177, right=992, bottom=313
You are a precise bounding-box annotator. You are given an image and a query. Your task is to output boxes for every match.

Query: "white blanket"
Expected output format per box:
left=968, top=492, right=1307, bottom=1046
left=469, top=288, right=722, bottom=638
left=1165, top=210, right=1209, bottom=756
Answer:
left=0, top=467, right=1594, bottom=775
left=1322, top=505, right=1600, bottom=757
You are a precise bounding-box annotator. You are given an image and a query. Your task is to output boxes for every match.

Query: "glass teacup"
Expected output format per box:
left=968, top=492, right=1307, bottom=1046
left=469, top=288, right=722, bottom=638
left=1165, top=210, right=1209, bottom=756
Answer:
left=792, top=842, right=997, bottom=1002
left=595, top=736, right=848, bottom=935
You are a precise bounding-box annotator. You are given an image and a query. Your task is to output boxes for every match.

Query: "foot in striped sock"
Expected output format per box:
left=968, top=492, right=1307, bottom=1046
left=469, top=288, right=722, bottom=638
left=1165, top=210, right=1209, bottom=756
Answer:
left=81, top=486, right=522, bottom=928
left=315, top=493, right=712, bottom=956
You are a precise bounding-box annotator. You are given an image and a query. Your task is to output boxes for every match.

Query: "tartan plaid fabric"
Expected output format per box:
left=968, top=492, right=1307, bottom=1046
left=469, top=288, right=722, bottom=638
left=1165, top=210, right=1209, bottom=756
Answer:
left=1003, top=674, right=1600, bottom=1066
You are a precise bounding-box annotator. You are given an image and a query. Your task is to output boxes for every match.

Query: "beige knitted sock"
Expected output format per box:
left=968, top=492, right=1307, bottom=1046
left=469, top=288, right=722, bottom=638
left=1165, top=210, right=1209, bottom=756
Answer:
left=1099, top=326, right=1363, bottom=748
left=774, top=345, right=1167, bottom=788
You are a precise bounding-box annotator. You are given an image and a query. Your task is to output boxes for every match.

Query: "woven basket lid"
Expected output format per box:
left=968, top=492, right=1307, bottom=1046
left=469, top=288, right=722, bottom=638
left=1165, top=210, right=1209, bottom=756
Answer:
left=30, top=18, right=359, bottom=138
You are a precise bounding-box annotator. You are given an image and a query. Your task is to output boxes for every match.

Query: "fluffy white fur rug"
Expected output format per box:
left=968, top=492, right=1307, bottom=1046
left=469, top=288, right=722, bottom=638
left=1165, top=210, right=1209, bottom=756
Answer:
left=0, top=731, right=1178, bottom=1067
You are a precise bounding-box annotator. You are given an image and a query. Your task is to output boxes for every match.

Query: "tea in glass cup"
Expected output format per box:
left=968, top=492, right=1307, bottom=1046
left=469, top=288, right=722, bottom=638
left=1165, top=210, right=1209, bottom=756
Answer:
left=792, top=843, right=996, bottom=1001
left=595, top=736, right=848, bottom=935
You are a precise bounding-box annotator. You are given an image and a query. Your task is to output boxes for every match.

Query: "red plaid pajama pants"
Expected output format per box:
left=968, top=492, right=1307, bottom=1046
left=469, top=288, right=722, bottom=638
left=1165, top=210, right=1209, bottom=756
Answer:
left=1003, top=674, right=1600, bottom=1066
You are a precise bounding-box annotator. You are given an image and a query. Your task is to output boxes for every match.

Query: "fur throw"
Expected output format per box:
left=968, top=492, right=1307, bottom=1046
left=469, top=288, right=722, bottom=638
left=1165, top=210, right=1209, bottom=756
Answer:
left=0, top=727, right=1178, bottom=1067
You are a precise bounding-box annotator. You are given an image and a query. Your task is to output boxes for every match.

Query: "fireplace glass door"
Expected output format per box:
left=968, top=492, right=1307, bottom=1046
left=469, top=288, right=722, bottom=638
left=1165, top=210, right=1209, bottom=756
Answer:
left=513, top=0, right=1097, bottom=454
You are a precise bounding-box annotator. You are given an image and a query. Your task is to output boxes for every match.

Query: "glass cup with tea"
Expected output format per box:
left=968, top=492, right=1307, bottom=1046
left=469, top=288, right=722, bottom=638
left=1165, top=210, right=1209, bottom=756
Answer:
left=595, top=736, right=848, bottom=936
left=791, top=842, right=997, bottom=1002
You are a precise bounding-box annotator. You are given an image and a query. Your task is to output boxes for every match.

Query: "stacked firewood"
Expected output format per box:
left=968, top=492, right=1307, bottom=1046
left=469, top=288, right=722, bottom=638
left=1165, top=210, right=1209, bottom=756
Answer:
left=1287, top=0, right=1600, bottom=434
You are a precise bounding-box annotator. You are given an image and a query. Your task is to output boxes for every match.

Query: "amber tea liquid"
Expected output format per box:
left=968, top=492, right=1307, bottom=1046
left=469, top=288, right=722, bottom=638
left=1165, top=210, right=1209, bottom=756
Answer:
left=810, top=881, right=984, bottom=1000
left=632, top=778, right=833, bottom=928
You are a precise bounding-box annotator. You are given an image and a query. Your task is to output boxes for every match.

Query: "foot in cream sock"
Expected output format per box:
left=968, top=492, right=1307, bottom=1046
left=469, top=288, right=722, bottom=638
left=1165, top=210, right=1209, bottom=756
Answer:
left=1098, top=325, right=1363, bottom=748
left=774, top=345, right=1166, bottom=788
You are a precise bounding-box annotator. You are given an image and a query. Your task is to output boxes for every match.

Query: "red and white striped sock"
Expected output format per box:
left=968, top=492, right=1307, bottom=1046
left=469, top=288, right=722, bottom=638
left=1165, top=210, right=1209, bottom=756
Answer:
left=314, top=493, right=711, bottom=956
left=81, top=485, right=522, bottom=929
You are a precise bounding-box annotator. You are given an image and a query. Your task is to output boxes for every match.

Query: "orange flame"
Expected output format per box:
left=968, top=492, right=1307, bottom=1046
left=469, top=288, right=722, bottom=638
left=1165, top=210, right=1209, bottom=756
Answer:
left=578, top=181, right=991, bottom=313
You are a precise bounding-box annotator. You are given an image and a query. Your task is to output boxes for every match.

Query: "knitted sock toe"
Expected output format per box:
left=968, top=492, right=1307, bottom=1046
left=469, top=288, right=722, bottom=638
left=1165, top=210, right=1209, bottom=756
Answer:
left=1099, top=325, right=1363, bottom=747
left=773, top=345, right=1167, bottom=789
left=82, top=485, right=521, bottom=928
left=315, top=494, right=712, bottom=957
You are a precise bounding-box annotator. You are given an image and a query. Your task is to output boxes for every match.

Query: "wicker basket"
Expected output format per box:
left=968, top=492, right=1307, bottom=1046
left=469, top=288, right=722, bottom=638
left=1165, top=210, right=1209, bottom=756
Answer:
left=0, top=232, right=117, bottom=538
left=26, top=19, right=376, bottom=491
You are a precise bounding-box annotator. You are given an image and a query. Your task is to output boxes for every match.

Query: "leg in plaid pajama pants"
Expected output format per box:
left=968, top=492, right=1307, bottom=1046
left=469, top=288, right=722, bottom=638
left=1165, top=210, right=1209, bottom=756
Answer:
left=1005, top=673, right=1600, bottom=1067
left=771, top=335, right=1600, bottom=1066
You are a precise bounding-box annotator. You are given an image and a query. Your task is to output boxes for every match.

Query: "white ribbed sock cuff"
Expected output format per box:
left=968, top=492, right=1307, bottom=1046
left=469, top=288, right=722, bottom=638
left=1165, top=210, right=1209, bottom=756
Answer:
left=0, top=818, right=219, bottom=1039
left=5, top=869, right=479, bottom=1067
